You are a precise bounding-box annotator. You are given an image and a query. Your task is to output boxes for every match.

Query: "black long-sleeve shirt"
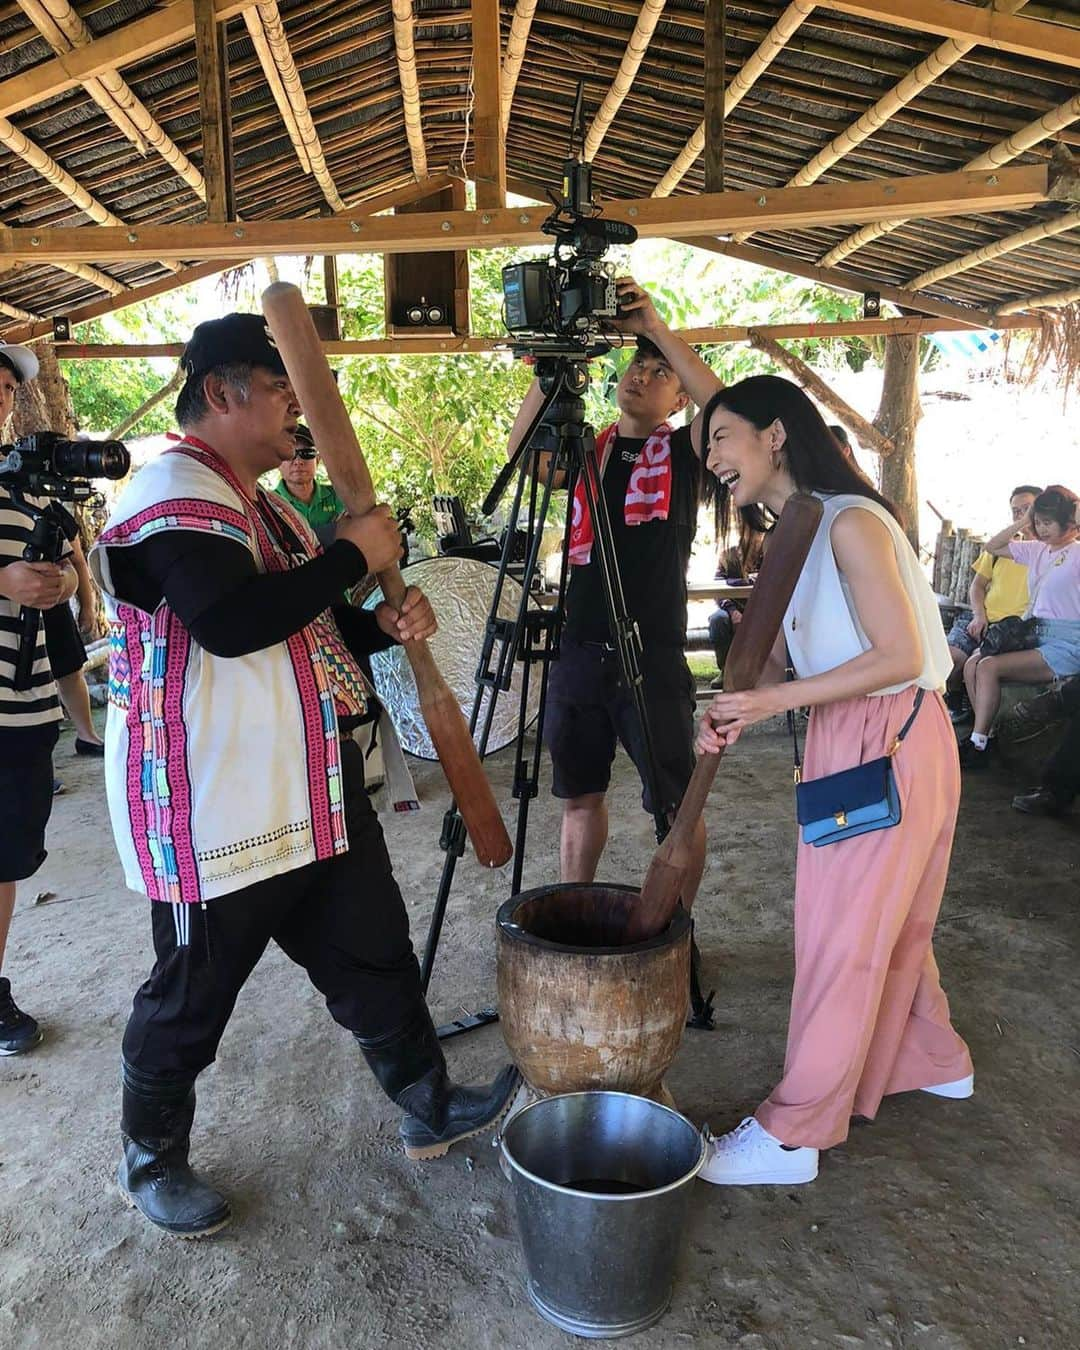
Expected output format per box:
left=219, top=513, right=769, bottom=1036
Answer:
left=106, top=530, right=395, bottom=664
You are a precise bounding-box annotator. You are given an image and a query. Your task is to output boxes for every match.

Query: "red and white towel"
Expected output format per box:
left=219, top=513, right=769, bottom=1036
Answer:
left=568, top=421, right=674, bottom=566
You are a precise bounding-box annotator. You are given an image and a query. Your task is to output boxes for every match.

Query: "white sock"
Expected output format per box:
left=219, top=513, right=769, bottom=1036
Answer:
left=970, top=732, right=989, bottom=750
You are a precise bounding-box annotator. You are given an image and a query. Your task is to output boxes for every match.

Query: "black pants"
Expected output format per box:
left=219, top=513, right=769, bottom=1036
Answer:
left=123, top=739, right=423, bottom=1077
left=1043, top=679, right=1080, bottom=804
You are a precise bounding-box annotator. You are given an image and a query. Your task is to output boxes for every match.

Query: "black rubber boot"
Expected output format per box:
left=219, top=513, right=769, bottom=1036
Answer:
left=356, top=1008, right=520, bottom=1160
left=118, top=1060, right=231, bottom=1238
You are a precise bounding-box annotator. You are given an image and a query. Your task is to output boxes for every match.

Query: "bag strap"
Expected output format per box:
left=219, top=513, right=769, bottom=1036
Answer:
left=785, top=644, right=925, bottom=785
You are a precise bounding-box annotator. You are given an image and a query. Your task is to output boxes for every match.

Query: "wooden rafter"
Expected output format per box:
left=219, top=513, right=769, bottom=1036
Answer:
left=909, top=210, right=1080, bottom=292
left=822, top=89, right=1080, bottom=266
left=14, top=0, right=207, bottom=203
left=0, top=297, right=39, bottom=322
left=583, top=0, right=667, bottom=162
left=0, top=164, right=1054, bottom=265
left=0, top=0, right=257, bottom=120
left=500, top=0, right=538, bottom=135
left=826, top=0, right=1080, bottom=68
left=732, top=0, right=1031, bottom=245
left=997, top=282, right=1080, bottom=314
left=0, top=175, right=456, bottom=345
left=688, top=235, right=999, bottom=327
left=48, top=311, right=1042, bottom=361
left=0, top=117, right=131, bottom=295
left=653, top=1, right=816, bottom=198
left=472, top=0, right=505, bottom=209
left=390, top=0, right=427, bottom=180
left=243, top=1, right=345, bottom=210
left=195, top=0, right=230, bottom=222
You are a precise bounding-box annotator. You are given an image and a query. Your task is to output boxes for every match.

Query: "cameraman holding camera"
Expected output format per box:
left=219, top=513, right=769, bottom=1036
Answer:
left=0, top=342, right=78, bottom=1054
left=507, top=279, right=722, bottom=899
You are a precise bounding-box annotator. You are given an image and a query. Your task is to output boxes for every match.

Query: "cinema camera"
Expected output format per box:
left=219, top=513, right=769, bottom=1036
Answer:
left=501, top=88, right=638, bottom=358
left=0, top=431, right=130, bottom=501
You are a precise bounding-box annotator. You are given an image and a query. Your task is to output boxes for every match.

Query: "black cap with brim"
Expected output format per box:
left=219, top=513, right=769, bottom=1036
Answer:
left=179, top=314, right=288, bottom=385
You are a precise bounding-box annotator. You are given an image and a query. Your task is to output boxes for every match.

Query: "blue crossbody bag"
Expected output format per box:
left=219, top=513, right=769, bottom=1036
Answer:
left=787, top=652, right=925, bottom=847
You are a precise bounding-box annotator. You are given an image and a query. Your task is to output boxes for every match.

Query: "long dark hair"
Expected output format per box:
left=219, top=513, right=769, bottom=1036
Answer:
left=699, top=375, right=899, bottom=539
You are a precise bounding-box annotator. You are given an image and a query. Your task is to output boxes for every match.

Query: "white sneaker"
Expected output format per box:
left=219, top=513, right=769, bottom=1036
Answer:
left=699, top=1117, right=818, bottom=1186
left=920, top=1073, right=974, bottom=1099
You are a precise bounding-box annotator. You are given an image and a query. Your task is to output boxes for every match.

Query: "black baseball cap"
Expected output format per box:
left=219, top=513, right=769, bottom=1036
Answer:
left=293, top=424, right=317, bottom=458
left=180, top=314, right=287, bottom=382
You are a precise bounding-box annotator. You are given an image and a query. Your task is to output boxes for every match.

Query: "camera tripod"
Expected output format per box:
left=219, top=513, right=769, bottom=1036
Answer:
left=418, top=353, right=715, bottom=1037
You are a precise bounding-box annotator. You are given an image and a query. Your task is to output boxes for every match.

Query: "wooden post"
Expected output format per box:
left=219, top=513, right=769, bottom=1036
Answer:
left=704, top=0, right=726, bottom=193
left=874, top=334, right=922, bottom=550
left=747, top=329, right=894, bottom=457
left=472, top=0, right=506, bottom=208
left=194, top=0, right=230, bottom=222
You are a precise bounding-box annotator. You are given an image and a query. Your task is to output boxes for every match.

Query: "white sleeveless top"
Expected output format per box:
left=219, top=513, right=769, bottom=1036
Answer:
left=784, top=493, right=951, bottom=695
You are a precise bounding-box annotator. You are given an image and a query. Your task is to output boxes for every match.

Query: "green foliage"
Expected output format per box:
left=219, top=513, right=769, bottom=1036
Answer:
left=62, top=239, right=891, bottom=522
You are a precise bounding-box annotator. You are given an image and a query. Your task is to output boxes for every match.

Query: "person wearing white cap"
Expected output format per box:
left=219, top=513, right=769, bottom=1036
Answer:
left=0, top=341, right=79, bottom=1055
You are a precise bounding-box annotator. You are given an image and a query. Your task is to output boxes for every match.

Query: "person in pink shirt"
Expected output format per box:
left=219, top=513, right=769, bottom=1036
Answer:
left=960, top=484, right=1080, bottom=767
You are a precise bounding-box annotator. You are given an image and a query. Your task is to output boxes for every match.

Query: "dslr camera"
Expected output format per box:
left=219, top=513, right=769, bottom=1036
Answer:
left=0, top=431, right=130, bottom=502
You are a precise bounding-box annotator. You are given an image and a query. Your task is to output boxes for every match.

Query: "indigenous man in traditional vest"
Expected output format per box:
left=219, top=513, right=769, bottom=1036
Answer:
left=505, top=280, right=722, bottom=903
left=90, top=315, right=517, bottom=1239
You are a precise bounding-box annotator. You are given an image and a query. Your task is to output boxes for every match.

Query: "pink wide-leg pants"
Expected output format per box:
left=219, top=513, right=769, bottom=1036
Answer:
left=755, top=689, right=973, bottom=1150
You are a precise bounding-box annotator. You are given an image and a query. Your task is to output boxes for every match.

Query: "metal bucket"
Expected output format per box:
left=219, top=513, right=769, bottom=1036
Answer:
left=501, top=1091, right=706, bottom=1339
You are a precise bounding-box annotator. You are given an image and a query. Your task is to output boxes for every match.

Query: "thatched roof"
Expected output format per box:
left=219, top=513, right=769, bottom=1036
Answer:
left=1, top=0, right=1078, bottom=330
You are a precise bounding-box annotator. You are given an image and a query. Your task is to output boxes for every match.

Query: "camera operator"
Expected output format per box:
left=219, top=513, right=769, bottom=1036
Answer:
left=507, top=278, right=722, bottom=899
left=88, top=315, right=516, bottom=1239
left=0, top=342, right=79, bottom=1055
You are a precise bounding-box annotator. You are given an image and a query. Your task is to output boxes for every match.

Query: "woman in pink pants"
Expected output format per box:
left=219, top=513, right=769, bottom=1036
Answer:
left=695, top=376, right=972, bottom=1186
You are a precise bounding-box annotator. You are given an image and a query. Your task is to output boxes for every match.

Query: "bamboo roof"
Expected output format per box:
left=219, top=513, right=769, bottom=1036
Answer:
left=0, top=0, right=1078, bottom=332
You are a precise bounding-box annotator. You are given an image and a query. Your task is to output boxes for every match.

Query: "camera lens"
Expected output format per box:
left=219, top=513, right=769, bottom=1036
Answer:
left=51, top=438, right=130, bottom=480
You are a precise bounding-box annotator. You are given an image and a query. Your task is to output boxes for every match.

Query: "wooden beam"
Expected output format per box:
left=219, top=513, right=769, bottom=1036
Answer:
left=654, top=1, right=816, bottom=197
left=704, top=0, right=725, bottom=193
left=732, top=0, right=1031, bottom=244
left=0, top=165, right=1052, bottom=263
left=14, top=0, right=209, bottom=204
left=51, top=314, right=1041, bottom=360
left=690, top=235, right=1001, bottom=328
left=0, top=177, right=456, bottom=346
left=583, top=0, right=667, bottom=163
left=243, top=1, right=347, bottom=209
left=997, top=282, right=1080, bottom=314
left=822, top=89, right=1080, bottom=266
left=390, top=0, right=427, bottom=180
left=909, top=209, right=1080, bottom=291
left=826, top=0, right=1080, bottom=69
left=0, top=0, right=257, bottom=120
left=500, top=0, right=538, bottom=135
left=472, top=0, right=505, bottom=208
left=748, top=330, right=895, bottom=455
left=195, top=0, right=229, bottom=222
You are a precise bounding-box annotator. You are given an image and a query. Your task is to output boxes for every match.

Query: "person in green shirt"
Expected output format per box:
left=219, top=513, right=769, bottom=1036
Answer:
left=274, top=425, right=344, bottom=544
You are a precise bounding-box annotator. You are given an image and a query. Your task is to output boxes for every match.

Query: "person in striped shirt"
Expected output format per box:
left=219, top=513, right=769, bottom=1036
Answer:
left=0, top=342, right=79, bottom=1055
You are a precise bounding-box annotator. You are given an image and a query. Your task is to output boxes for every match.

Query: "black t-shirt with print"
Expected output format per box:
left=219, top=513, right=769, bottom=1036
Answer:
left=564, top=424, right=699, bottom=647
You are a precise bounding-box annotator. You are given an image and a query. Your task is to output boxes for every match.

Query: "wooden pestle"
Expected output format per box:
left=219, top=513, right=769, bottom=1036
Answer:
left=261, top=282, right=513, bottom=868
left=623, top=492, right=824, bottom=944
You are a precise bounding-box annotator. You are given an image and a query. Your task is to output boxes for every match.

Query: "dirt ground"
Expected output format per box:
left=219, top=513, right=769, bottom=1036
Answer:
left=1, top=710, right=1078, bottom=1350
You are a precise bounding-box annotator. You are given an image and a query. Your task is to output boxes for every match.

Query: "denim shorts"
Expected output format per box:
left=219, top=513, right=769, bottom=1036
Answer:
left=945, top=614, right=979, bottom=657
left=1035, top=618, right=1080, bottom=678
